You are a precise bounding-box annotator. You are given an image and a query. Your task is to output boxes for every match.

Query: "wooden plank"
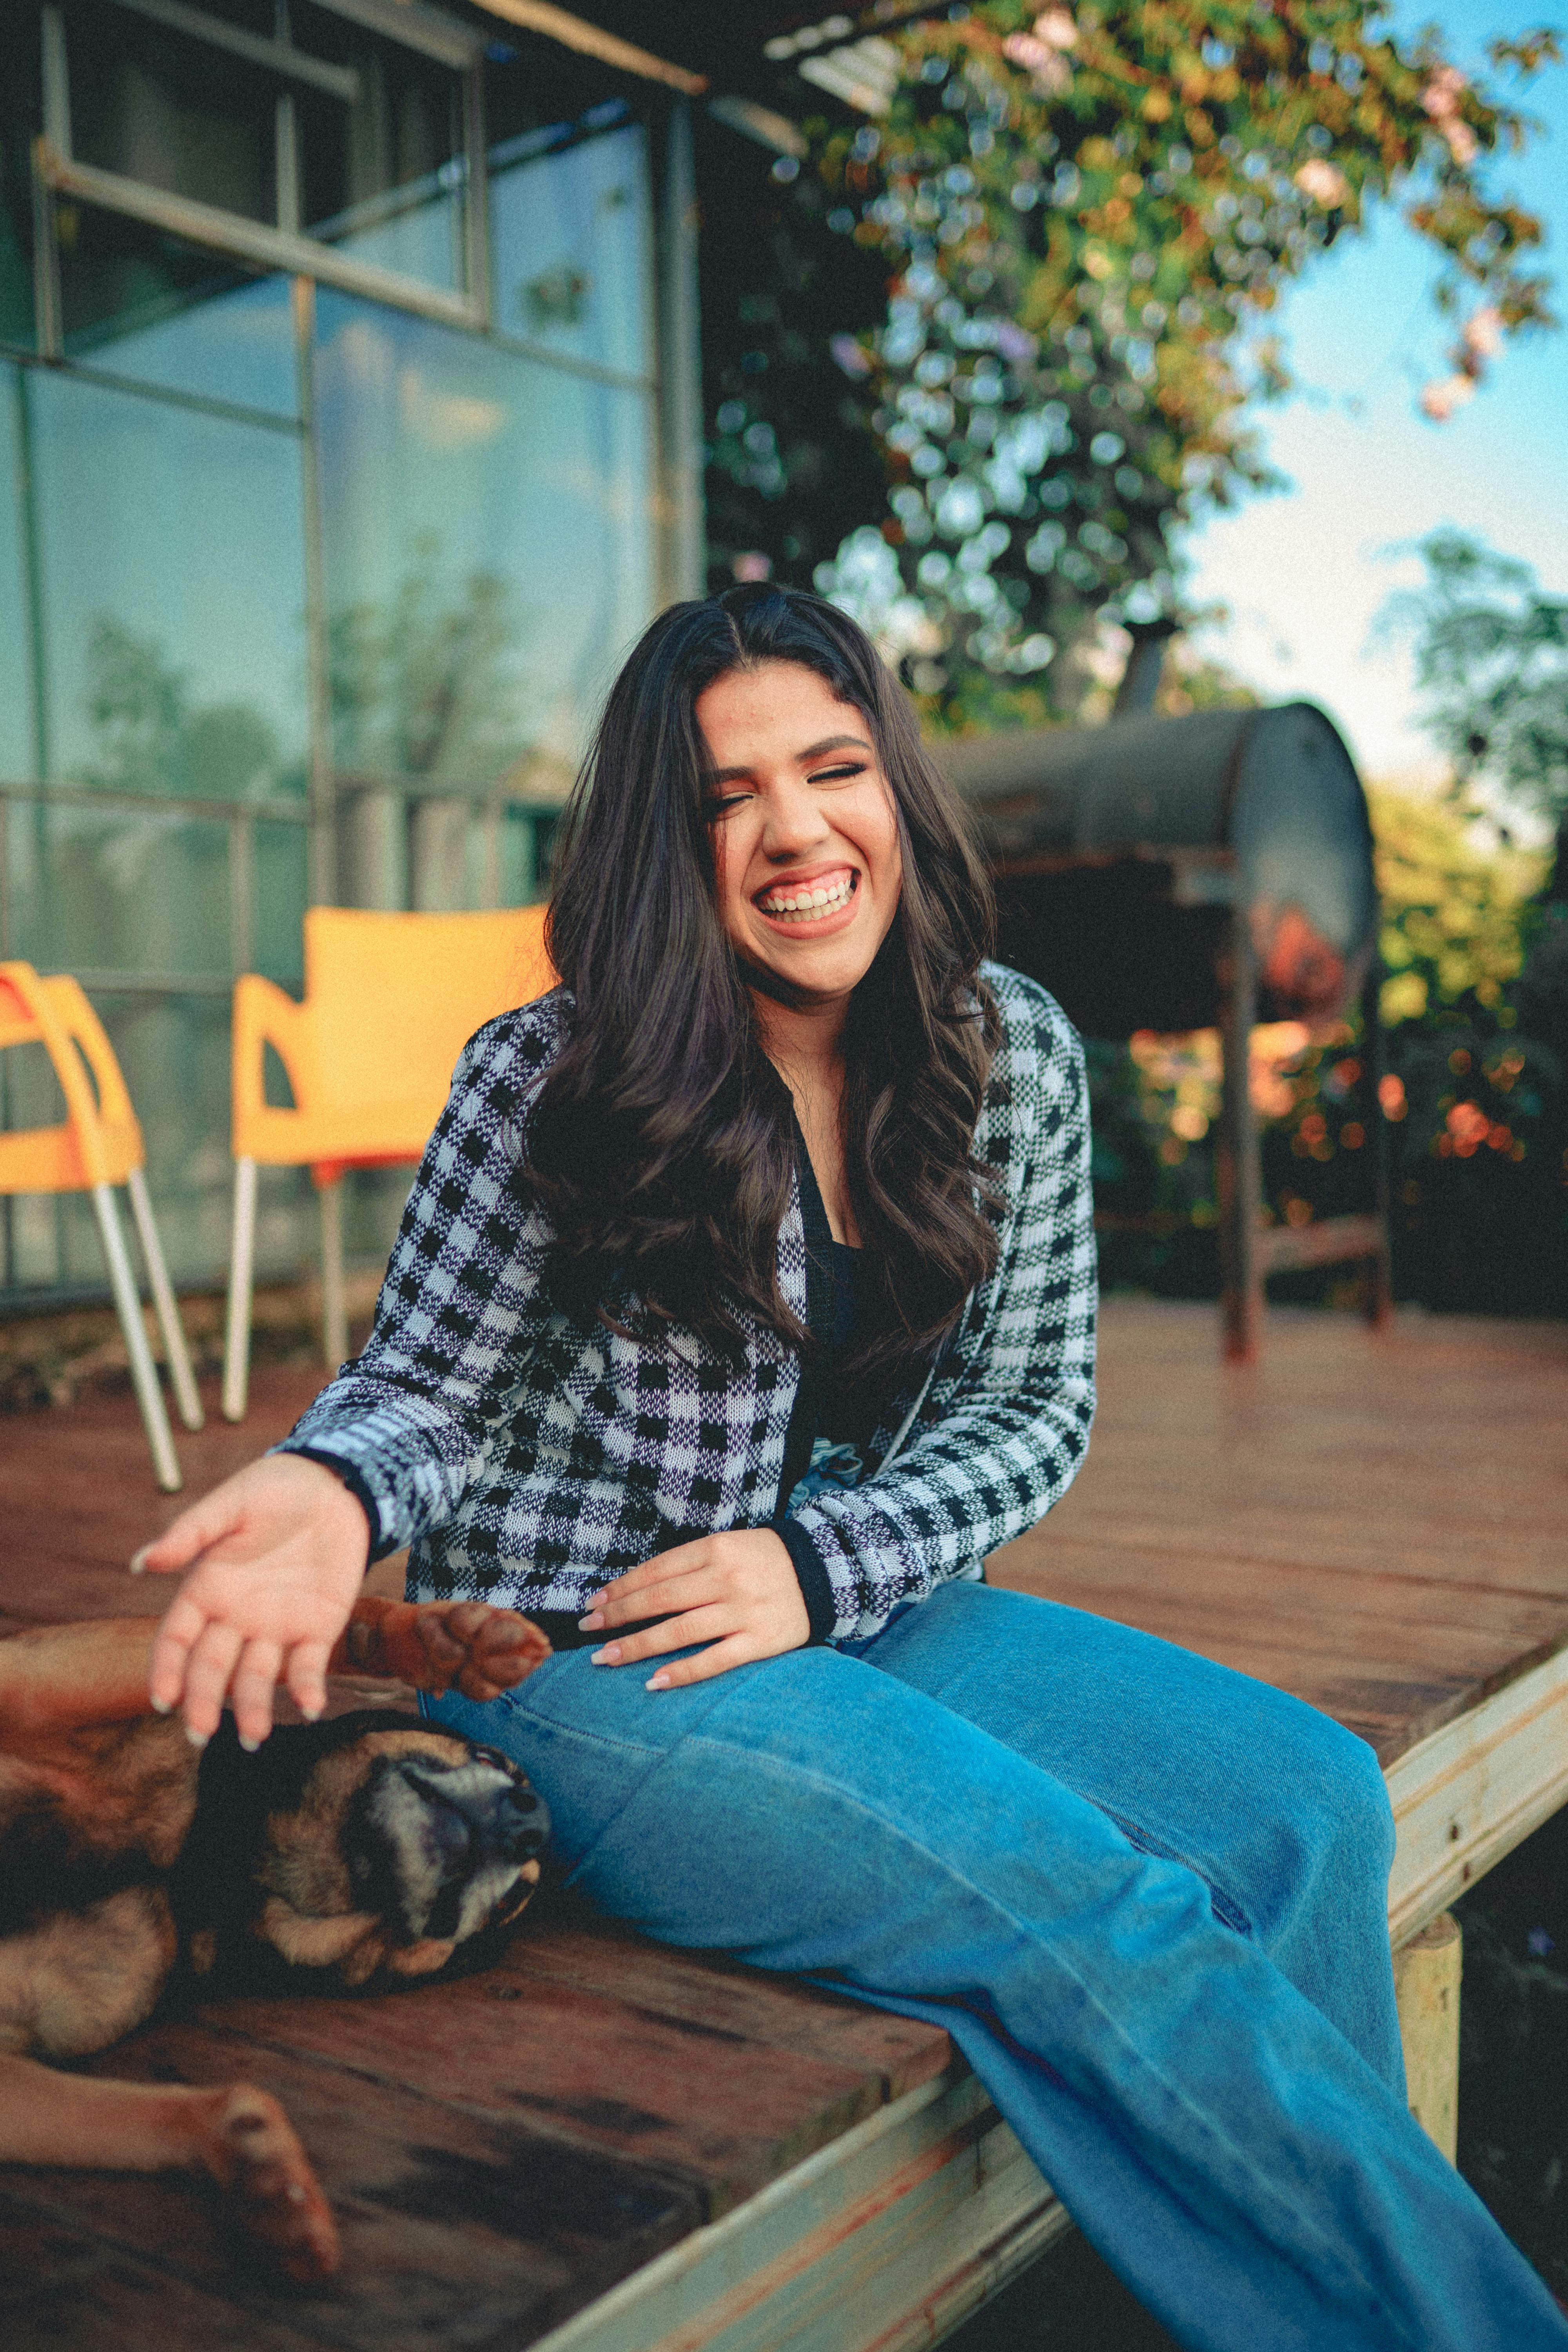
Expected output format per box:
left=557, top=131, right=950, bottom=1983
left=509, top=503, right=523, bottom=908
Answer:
left=0, top=2196, right=326, bottom=2352
left=1386, top=1643, right=1568, bottom=1942
left=20, top=2017, right=701, bottom=2350
left=495, top=1913, right=951, bottom=2105
left=1256, top=1212, right=1383, bottom=1276
left=200, top=1965, right=894, bottom=2221
left=527, top=2072, right=1067, bottom=2352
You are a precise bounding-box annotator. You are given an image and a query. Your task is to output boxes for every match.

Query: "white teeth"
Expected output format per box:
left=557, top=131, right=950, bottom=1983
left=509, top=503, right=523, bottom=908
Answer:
left=758, top=875, right=854, bottom=922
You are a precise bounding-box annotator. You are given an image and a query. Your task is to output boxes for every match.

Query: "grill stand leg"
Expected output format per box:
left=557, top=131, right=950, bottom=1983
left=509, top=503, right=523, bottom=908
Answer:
left=1217, top=909, right=1263, bottom=1363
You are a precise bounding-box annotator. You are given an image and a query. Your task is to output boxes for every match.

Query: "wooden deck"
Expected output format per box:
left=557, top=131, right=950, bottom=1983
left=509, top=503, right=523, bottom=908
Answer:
left=2, top=1299, right=1566, bottom=2350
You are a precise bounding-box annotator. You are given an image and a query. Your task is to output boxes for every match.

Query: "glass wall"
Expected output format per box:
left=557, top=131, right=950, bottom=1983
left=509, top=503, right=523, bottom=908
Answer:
left=0, top=2, right=678, bottom=1306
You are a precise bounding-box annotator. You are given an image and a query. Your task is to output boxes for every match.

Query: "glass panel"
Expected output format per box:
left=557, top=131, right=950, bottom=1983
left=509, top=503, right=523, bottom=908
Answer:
left=253, top=816, right=309, bottom=984
left=315, top=289, right=655, bottom=899
left=490, top=121, right=651, bottom=380
left=0, top=369, right=35, bottom=787
left=24, top=367, right=309, bottom=795
left=5, top=800, right=230, bottom=976
left=294, top=5, right=465, bottom=294
left=58, top=207, right=298, bottom=417
left=67, top=0, right=279, bottom=225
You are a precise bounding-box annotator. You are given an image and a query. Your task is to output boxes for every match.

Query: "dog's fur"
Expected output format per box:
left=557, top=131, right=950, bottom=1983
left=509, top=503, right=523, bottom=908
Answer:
left=0, top=1597, right=551, bottom=2281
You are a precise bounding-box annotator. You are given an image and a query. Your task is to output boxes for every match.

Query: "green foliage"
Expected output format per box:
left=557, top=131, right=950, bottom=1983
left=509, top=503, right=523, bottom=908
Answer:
left=717, top=4, right=1555, bottom=719
left=1378, top=531, right=1568, bottom=818
left=1370, top=780, right=1546, bottom=1023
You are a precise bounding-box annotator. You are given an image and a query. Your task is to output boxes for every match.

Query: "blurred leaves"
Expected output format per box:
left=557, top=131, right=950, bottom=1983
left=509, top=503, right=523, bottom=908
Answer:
left=711, top=3, right=1556, bottom=724
left=1378, top=530, right=1568, bottom=819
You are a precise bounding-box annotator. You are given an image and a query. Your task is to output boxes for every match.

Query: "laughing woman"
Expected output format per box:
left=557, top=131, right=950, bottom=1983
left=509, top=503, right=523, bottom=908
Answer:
left=140, top=586, right=1565, bottom=2350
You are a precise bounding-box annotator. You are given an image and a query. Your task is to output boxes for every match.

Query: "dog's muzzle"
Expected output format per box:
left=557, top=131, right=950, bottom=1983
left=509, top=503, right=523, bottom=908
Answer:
left=351, top=1751, right=550, bottom=1945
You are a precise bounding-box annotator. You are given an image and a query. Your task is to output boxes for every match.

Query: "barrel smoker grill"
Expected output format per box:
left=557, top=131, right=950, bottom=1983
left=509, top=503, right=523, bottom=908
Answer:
left=936, top=702, right=1392, bottom=1360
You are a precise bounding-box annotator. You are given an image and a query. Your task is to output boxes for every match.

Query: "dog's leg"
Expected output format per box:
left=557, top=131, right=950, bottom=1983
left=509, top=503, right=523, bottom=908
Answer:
left=0, top=1619, right=162, bottom=1740
left=0, top=2053, right=339, bottom=2281
left=331, top=1597, right=551, bottom=1701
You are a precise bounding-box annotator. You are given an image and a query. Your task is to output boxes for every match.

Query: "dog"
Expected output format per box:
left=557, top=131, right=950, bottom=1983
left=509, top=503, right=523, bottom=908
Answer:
left=0, top=1595, right=552, bottom=2282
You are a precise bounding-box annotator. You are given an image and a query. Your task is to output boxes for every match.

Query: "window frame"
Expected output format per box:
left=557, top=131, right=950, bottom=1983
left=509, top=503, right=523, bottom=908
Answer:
left=32, top=0, right=492, bottom=346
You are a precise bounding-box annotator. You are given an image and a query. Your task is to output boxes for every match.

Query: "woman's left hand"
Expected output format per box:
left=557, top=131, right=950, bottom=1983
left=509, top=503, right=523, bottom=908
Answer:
left=579, top=1529, right=809, bottom=1689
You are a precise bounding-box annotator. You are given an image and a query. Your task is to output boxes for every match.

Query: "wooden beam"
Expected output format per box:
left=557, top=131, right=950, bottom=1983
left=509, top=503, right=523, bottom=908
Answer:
left=1385, top=1639, right=1568, bottom=1944
left=466, top=0, right=708, bottom=94
left=1392, top=1914, right=1461, bottom=2165
left=529, top=2071, right=1068, bottom=2352
left=1255, top=1212, right=1385, bottom=1277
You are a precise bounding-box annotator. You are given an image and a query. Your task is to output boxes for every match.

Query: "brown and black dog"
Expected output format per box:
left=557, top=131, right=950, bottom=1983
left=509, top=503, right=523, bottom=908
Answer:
left=0, top=1597, right=552, bottom=2282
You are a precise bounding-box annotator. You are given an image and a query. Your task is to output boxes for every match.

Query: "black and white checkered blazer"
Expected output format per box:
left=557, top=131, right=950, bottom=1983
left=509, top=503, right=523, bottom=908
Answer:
left=280, top=960, right=1097, bottom=1644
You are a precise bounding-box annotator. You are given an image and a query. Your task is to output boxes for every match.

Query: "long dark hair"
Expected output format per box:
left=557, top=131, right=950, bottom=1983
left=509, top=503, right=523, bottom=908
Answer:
left=524, top=583, right=1000, bottom=1374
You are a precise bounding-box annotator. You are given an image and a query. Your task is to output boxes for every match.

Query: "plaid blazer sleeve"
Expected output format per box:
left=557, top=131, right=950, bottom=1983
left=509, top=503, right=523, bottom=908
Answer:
left=276, top=994, right=569, bottom=1555
left=780, top=966, right=1098, bottom=1642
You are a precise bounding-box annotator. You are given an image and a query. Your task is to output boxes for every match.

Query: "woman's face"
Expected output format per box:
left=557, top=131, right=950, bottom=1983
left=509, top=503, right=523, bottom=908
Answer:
left=695, top=660, right=903, bottom=1004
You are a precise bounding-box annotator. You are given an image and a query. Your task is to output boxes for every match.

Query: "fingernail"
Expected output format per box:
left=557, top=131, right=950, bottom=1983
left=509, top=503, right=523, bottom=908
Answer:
left=300, top=1703, right=323, bottom=1722
left=577, top=1611, right=603, bottom=1631
left=590, top=1643, right=621, bottom=1666
left=646, top=1672, right=670, bottom=1691
left=150, top=1694, right=172, bottom=1715
left=129, top=1547, right=149, bottom=1575
left=185, top=1726, right=209, bottom=1750
left=239, top=1734, right=262, bottom=1753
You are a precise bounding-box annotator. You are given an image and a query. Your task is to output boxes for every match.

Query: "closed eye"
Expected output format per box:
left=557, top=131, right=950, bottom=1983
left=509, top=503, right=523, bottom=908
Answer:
left=805, top=762, right=867, bottom=785
left=703, top=791, right=751, bottom=819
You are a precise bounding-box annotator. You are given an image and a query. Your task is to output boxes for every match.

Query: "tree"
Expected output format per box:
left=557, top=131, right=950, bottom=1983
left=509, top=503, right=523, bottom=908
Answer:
left=1377, top=530, right=1568, bottom=822
left=711, top=6, right=1557, bottom=728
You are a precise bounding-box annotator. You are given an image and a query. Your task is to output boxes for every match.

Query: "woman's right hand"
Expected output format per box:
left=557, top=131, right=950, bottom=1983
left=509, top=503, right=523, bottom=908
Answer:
left=133, top=1454, right=371, bottom=1749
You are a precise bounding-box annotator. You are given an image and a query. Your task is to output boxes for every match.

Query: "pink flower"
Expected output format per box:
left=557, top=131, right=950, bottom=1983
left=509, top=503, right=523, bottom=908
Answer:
left=1462, top=306, right=1503, bottom=360
left=1419, top=373, right=1476, bottom=423
left=1002, top=32, right=1071, bottom=92
left=1033, top=8, right=1078, bottom=49
left=1294, top=159, right=1349, bottom=208
left=1440, top=117, right=1478, bottom=166
left=1421, top=64, right=1466, bottom=120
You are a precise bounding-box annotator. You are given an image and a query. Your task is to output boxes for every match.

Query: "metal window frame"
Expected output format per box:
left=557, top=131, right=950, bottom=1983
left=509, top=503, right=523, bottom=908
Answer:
left=36, top=0, right=492, bottom=337
left=100, top=0, right=361, bottom=102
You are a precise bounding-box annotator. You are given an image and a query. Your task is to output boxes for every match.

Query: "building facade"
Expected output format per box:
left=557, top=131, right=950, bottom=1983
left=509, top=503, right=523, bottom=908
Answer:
left=1, top=0, right=704, bottom=1301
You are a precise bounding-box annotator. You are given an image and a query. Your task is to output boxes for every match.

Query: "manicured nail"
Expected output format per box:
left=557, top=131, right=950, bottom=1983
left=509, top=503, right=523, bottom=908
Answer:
left=590, top=1643, right=621, bottom=1666
left=300, top=1703, right=323, bottom=1722
left=239, top=1734, right=262, bottom=1753
left=129, top=1546, right=150, bottom=1575
left=646, top=1672, right=671, bottom=1692
left=577, top=1611, right=604, bottom=1632
left=185, top=1726, right=209, bottom=1750
left=150, top=1694, right=173, bottom=1715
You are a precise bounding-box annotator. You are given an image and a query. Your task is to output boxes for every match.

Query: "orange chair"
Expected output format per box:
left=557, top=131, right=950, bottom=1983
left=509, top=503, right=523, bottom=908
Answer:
left=0, top=962, right=203, bottom=1491
left=223, top=904, right=556, bottom=1421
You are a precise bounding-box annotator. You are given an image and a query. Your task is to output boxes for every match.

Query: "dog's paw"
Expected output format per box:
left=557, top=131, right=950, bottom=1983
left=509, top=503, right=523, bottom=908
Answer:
left=343, top=1599, right=552, bottom=1699
left=215, top=2085, right=340, bottom=2284
left=430, top=1602, right=553, bottom=1701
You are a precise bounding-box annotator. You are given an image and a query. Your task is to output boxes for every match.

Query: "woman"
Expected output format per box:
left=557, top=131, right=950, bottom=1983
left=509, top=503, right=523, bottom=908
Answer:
left=140, top=586, right=1565, bottom=2349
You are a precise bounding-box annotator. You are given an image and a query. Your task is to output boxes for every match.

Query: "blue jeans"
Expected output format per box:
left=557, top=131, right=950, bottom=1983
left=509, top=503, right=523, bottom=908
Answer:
left=428, top=1580, right=1567, bottom=2350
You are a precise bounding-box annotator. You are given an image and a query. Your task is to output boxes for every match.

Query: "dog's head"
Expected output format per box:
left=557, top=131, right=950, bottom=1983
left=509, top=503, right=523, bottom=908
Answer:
left=169, top=1712, right=549, bottom=1993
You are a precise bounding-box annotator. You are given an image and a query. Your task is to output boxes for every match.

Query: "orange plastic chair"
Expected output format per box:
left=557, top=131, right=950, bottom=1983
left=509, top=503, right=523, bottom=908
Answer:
left=0, top=962, right=203, bottom=1491
left=223, top=904, right=556, bottom=1421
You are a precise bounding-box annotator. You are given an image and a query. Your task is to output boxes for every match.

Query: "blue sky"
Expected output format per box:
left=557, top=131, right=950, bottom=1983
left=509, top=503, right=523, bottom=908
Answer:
left=1181, top=0, right=1566, bottom=811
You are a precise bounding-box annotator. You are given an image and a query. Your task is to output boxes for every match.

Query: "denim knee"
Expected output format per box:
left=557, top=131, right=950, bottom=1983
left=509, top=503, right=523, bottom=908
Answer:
left=1268, top=1700, right=1395, bottom=1896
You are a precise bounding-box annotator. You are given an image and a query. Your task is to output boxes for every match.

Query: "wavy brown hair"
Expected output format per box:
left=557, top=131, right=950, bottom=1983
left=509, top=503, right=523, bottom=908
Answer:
left=524, top=583, right=1000, bottom=1374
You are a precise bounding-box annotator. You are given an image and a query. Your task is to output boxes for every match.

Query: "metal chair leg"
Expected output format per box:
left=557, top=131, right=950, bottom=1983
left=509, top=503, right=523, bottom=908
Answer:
left=91, top=1181, right=181, bottom=1493
left=125, top=1164, right=203, bottom=1432
left=222, top=1155, right=258, bottom=1424
left=319, top=1177, right=348, bottom=1372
